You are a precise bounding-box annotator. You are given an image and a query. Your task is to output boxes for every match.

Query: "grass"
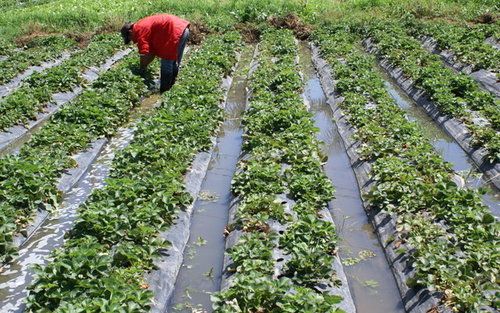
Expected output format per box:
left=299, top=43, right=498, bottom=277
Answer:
left=0, top=0, right=496, bottom=42
left=0, top=0, right=303, bottom=41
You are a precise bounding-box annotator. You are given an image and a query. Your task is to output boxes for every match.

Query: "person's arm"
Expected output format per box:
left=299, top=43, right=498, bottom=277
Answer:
left=139, top=53, right=155, bottom=71
left=134, top=25, right=153, bottom=73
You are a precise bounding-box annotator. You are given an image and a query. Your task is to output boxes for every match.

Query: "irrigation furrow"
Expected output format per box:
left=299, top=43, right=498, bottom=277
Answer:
left=0, top=48, right=132, bottom=155
left=145, top=45, right=242, bottom=313
left=167, top=45, right=255, bottom=312
left=215, top=29, right=354, bottom=313
left=420, top=35, right=500, bottom=97
left=363, top=38, right=500, bottom=191
left=0, top=51, right=73, bottom=99
left=296, top=40, right=355, bottom=312
left=310, top=43, right=449, bottom=313
left=379, top=66, right=500, bottom=217
left=0, top=124, right=136, bottom=313
left=298, top=41, right=405, bottom=313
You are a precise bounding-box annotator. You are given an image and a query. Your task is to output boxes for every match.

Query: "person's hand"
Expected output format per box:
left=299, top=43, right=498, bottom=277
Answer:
left=138, top=67, right=147, bottom=77
left=131, top=66, right=146, bottom=77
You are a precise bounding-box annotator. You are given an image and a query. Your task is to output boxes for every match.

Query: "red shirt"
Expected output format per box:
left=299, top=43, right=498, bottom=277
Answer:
left=132, top=14, right=190, bottom=60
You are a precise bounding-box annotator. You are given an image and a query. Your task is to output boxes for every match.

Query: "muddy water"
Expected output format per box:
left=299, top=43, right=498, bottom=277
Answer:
left=167, top=47, right=254, bottom=313
left=0, top=93, right=163, bottom=313
left=298, top=42, right=405, bottom=313
left=380, top=68, right=500, bottom=217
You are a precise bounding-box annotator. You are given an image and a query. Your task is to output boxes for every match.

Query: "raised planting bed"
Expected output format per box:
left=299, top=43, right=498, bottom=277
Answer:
left=361, top=21, right=499, bottom=180
left=25, top=32, right=242, bottom=312
left=213, top=28, right=355, bottom=313
left=418, top=35, right=500, bottom=98
left=312, top=25, right=498, bottom=313
left=0, top=35, right=76, bottom=86
left=403, top=18, right=500, bottom=74
left=0, top=34, right=126, bottom=132
left=0, top=48, right=131, bottom=155
left=0, top=51, right=74, bottom=99
left=0, top=54, right=155, bottom=264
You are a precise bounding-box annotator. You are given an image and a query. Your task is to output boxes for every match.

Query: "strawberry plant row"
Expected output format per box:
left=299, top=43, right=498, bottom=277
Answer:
left=0, top=53, right=153, bottom=264
left=403, top=18, right=500, bottom=72
left=0, top=49, right=73, bottom=100
left=0, top=38, right=16, bottom=57
left=0, top=34, right=75, bottom=85
left=401, top=18, right=500, bottom=98
left=418, top=35, right=500, bottom=98
left=362, top=21, right=499, bottom=164
left=212, top=29, right=349, bottom=313
left=0, top=34, right=124, bottom=131
left=312, top=26, right=498, bottom=312
left=25, top=32, right=241, bottom=312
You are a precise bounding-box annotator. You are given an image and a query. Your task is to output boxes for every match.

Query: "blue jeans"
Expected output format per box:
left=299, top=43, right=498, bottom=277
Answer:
left=160, top=28, right=190, bottom=93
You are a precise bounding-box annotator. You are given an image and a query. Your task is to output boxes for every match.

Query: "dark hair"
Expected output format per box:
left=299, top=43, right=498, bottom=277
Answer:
left=120, top=22, right=133, bottom=44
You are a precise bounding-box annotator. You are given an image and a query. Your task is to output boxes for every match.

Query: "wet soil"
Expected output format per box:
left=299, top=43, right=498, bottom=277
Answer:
left=298, top=42, right=406, bottom=313
left=167, top=46, right=254, bottom=312
left=379, top=67, right=500, bottom=217
left=0, top=92, right=163, bottom=313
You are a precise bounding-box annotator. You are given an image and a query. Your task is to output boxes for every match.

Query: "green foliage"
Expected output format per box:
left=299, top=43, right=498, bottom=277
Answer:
left=212, top=273, right=343, bottom=312
left=26, top=32, right=242, bottom=311
left=235, top=194, right=290, bottom=226
left=227, top=232, right=276, bottom=275
left=214, top=29, right=342, bottom=312
left=313, top=25, right=499, bottom=311
left=0, top=34, right=75, bottom=85
left=281, top=216, right=338, bottom=287
left=364, top=20, right=500, bottom=162
left=0, top=34, right=123, bottom=130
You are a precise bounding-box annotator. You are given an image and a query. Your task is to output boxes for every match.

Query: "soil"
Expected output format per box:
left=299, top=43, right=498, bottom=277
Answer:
left=235, top=23, right=261, bottom=44
left=15, top=23, right=94, bottom=48
left=96, top=16, right=125, bottom=34
left=15, top=23, right=55, bottom=46
left=471, top=12, right=498, bottom=24
left=65, top=32, right=93, bottom=48
left=268, top=13, right=311, bottom=40
left=188, top=21, right=210, bottom=45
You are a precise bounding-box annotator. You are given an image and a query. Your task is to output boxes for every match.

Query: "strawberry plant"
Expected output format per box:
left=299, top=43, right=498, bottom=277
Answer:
left=0, top=35, right=75, bottom=85
left=0, top=34, right=123, bottom=130
left=26, top=32, right=242, bottom=311
left=213, top=29, right=344, bottom=312
left=363, top=20, right=500, bottom=163
left=313, top=25, right=499, bottom=312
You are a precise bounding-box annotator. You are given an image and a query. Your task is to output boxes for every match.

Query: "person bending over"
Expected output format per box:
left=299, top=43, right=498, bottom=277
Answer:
left=121, top=14, right=190, bottom=93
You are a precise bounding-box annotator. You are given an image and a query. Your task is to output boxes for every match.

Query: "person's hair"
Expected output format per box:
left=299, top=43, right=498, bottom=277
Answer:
left=120, top=22, right=133, bottom=44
